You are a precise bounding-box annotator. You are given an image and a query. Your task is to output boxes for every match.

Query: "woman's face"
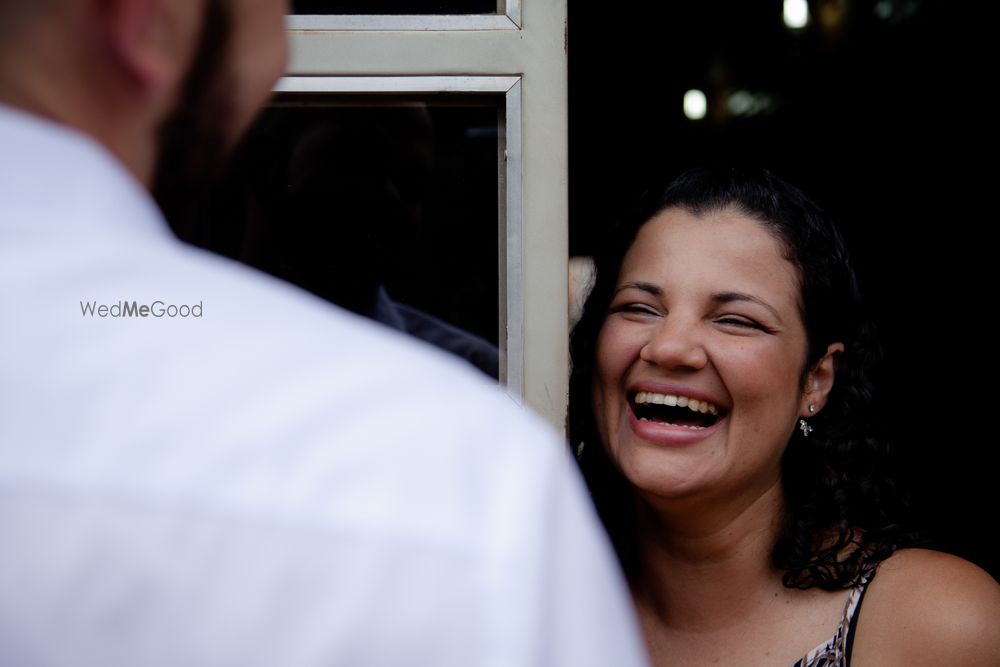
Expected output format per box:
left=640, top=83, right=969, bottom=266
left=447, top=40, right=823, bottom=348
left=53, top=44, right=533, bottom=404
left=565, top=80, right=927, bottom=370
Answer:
left=592, top=206, right=819, bottom=505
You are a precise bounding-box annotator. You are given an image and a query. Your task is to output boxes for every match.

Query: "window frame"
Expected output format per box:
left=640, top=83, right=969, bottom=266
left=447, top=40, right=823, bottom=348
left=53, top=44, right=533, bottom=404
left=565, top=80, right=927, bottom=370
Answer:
left=283, top=1, right=567, bottom=429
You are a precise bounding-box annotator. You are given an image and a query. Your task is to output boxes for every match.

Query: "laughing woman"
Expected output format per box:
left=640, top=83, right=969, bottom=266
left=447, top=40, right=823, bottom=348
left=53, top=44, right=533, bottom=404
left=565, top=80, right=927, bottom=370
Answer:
left=569, top=166, right=1000, bottom=666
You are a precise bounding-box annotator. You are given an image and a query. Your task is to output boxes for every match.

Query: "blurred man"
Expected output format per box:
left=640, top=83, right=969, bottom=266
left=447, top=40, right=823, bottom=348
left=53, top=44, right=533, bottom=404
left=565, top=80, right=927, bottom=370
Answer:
left=0, top=1, right=648, bottom=665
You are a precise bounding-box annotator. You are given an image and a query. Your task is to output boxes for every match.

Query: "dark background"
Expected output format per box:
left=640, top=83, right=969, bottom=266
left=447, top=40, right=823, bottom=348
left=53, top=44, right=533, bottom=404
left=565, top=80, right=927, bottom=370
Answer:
left=570, top=0, right=996, bottom=577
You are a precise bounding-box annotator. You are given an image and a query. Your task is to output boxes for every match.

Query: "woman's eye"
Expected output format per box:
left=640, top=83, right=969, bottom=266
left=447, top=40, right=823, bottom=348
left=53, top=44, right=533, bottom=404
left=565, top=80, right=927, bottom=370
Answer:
left=612, top=303, right=658, bottom=316
left=715, top=316, right=765, bottom=330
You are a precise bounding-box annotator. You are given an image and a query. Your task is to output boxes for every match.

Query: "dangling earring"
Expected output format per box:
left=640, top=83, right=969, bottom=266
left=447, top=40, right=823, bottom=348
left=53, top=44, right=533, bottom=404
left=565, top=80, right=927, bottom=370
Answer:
left=799, top=404, right=816, bottom=437
left=575, top=441, right=586, bottom=458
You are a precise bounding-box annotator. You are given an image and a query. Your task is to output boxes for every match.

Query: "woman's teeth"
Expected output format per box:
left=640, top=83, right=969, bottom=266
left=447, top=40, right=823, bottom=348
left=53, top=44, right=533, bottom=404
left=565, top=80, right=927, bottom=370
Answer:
left=633, top=391, right=719, bottom=416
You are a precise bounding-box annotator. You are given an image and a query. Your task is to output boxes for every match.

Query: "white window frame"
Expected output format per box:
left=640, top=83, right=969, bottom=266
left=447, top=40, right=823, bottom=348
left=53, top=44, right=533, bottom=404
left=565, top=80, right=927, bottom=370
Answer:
left=283, top=1, right=568, bottom=430
left=286, top=2, right=521, bottom=31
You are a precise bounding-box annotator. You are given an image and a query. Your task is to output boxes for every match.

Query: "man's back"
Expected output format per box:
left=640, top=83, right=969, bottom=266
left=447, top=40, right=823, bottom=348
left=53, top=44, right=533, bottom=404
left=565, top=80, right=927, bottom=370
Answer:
left=0, top=105, right=647, bottom=665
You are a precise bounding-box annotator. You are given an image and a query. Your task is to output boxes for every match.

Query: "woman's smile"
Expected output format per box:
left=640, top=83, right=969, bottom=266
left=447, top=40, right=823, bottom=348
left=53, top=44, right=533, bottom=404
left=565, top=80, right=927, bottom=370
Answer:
left=627, top=382, right=728, bottom=446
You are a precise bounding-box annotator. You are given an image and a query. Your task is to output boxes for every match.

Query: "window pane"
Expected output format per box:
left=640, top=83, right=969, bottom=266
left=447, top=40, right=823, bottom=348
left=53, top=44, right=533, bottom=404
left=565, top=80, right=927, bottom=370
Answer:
left=169, top=97, right=501, bottom=379
left=291, top=0, right=500, bottom=14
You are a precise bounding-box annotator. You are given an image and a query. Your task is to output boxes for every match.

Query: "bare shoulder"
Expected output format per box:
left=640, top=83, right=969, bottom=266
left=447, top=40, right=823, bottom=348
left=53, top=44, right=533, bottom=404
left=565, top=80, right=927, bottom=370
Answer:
left=852, top=548, right=1000, bottom=667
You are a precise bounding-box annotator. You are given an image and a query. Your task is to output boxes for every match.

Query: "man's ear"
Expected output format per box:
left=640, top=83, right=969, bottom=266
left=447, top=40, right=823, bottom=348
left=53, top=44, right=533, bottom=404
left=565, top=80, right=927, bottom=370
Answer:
left=99, top=0, right=203, bottom=95
left=801, top=342, right=844, bottom=417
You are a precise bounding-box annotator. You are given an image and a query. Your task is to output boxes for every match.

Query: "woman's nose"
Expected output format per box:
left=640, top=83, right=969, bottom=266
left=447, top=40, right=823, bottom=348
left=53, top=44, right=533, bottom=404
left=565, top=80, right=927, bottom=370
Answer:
left=639, top=316, right=708, bottom=370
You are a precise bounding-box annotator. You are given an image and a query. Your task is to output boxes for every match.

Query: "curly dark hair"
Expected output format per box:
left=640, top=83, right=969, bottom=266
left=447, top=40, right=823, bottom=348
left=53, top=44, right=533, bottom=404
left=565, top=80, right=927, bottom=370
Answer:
left=568, top=165, right=914, bottom=590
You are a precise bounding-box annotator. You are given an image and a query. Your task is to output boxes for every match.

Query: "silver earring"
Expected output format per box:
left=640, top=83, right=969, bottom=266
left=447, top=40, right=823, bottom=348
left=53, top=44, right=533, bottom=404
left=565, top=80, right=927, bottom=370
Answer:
left=799, top=419, right=813, bottom=438
left=808, top=404, right=816, bottom=414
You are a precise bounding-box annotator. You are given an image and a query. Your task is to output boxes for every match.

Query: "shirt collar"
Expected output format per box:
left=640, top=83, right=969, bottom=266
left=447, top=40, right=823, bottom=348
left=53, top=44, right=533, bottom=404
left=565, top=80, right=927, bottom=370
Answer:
left=0, top=103, right=173, bottom=246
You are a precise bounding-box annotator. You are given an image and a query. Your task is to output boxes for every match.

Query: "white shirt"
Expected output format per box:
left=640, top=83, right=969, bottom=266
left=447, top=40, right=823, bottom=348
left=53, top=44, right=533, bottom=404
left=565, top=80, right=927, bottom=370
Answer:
left=0, top=104, right=649, bottom=667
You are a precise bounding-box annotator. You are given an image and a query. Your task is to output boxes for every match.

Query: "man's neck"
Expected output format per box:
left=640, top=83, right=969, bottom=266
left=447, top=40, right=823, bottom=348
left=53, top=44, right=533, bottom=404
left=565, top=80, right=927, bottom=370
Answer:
left=0, top=39, right=160, bottom=188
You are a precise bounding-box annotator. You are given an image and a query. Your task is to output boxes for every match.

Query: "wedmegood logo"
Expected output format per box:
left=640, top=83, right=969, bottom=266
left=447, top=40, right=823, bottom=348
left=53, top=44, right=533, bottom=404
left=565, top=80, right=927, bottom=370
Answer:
left=79, top=301, right=203, bottom=318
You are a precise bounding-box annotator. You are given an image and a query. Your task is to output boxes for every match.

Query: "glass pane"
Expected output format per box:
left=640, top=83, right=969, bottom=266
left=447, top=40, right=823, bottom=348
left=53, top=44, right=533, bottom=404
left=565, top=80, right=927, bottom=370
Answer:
left=168, top=96, right=501, bottom=379
left=291, top=0, right=500, bottom=14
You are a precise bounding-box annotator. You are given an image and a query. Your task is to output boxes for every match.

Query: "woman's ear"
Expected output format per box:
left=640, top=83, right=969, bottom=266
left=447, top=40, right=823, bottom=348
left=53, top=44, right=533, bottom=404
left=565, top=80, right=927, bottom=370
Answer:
left=100, top=0, right=204, bottom=95
left=801, top=342, right=844, bottom=417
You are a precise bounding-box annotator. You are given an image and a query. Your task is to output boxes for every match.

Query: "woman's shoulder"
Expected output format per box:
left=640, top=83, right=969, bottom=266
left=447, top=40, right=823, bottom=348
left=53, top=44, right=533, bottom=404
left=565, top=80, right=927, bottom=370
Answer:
left=852, top=548, right=1000, bottom=666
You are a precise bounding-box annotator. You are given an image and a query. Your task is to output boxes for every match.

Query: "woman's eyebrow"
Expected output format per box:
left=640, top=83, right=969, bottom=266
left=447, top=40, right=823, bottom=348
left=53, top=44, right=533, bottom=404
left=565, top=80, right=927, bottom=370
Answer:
left=712, top=291, right=783, bottom=323
left=614, top=281, right=662, bottom=296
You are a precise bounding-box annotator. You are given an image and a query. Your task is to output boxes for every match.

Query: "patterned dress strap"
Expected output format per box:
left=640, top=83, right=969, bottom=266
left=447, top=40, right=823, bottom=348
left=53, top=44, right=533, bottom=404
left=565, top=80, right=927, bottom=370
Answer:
left=791, top=567, right=877, bottom=667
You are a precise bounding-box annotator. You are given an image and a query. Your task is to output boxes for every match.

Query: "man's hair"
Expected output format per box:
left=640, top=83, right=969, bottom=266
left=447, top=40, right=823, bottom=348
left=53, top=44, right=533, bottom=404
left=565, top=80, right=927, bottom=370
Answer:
left=152, top=0, right=234, bottom=233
